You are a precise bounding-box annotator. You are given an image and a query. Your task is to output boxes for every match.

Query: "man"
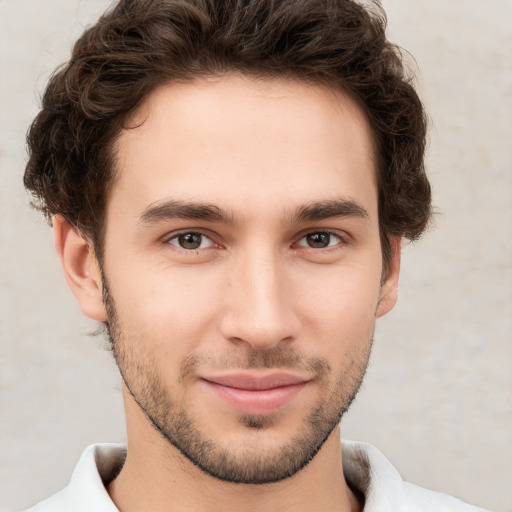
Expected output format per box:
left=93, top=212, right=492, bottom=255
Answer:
left=22, top=0, right=489, bottom=510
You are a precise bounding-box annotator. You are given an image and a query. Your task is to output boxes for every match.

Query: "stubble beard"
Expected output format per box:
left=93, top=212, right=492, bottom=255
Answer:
left=102, top=279, right=373, bottom=485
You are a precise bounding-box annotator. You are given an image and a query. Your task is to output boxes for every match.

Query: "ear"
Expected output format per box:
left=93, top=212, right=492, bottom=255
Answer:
left=53, top=215, right=107, bottom=322
left=376, top=237, right=401, bottom=318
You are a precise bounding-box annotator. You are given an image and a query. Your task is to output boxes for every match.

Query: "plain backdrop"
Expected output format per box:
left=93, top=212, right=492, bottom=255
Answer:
left=1, top=1, right=511, bottom=511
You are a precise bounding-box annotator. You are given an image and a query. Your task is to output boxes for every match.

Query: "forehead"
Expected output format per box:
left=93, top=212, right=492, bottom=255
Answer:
left=110, top=74, right=378, bottom=223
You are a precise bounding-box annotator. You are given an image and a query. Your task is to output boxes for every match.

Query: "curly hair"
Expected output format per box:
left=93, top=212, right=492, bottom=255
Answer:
left=24, top=0, right=431, bottom=269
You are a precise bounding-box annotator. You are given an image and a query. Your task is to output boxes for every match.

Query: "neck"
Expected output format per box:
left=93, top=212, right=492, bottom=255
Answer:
left=108, top=394, right=362, bottom=512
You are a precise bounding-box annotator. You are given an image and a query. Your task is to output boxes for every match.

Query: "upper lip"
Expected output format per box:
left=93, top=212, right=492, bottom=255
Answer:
left=201, top=372, right=310, bottom=391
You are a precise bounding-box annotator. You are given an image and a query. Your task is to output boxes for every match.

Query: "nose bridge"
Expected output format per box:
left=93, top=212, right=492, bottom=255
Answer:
left=221, top=242, right=296, bottom=350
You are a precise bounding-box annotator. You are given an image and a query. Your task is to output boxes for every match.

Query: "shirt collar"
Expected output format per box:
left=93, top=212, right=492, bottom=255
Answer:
left=34, top=440, right=404, bottom=511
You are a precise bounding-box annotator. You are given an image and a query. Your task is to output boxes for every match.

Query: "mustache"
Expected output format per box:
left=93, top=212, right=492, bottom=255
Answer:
left=180, top=346, right=331, bottom=381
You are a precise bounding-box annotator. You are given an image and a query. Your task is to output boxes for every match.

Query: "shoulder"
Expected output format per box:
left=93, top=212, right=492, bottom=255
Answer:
left=342, top=440, right=490, bottom=512
left=24, top=444, right=125, bottom=512
left=400, top=481, right=490, bottom=512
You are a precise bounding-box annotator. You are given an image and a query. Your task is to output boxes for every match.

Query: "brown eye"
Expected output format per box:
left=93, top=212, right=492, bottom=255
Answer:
left=298, top=232, right=342, bottom=249
left=169, top=232, right=212, bottom=250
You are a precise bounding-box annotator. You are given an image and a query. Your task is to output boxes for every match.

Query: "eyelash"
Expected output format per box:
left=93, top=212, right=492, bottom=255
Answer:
left=166, top=230, right=215, bottom=251
left=164, top=230, right=346, bottom=252
left=296, top=231, right=344, bottom=250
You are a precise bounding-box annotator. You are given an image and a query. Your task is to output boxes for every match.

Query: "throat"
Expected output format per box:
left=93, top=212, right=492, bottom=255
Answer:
left=108, top=417, right=361, bottom=512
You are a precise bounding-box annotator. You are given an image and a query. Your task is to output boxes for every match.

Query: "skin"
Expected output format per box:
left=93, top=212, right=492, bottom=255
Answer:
left=55, top=74, right=400, bottom=512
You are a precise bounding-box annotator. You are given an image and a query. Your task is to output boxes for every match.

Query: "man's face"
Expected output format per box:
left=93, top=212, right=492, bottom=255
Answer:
left=97, top=75, right=398, bottom=483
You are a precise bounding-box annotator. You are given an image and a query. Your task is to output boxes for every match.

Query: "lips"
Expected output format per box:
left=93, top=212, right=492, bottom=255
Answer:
left=204, top=372, right=308, bottom=390
left=201, top=372, right=310, bottom=415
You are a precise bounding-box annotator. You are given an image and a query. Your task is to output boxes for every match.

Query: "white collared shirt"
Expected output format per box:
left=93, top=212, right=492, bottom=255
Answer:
left=24, top=441, right=490, bottom=511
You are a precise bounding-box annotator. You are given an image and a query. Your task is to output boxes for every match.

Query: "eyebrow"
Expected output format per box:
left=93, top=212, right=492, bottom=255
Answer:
left=292, top=199, right=369, bottom=223
left=139, top=200, right=236, bottom=225
left=138, top=198, right=369, bottom=226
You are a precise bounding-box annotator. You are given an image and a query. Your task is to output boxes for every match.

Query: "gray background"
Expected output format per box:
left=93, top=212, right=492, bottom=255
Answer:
left=1, top=1, right=511, bottom=511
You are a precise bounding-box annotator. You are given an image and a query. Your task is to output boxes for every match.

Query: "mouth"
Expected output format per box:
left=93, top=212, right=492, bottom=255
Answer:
left=200, top=372, right=311, bottom=415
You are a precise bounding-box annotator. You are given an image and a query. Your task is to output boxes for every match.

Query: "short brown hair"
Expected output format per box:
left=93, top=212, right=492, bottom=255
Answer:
left=24, top=0, right=431, bottom=268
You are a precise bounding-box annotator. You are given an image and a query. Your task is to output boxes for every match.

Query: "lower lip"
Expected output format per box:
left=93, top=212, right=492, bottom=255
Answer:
left=202, top=380, right=308, bottom=415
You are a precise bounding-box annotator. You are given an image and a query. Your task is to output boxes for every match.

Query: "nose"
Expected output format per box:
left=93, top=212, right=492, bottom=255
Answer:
left=219, top=247, right=300, bottom=351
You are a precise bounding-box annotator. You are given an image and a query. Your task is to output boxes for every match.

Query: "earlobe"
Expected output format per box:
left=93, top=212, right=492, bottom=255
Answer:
left=53, top=215, right=107, bottom=322
left=376, top=237, right=401, bottom=318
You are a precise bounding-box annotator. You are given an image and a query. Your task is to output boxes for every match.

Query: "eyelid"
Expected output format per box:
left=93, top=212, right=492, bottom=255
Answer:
left=294, top=229, right=348, bottom=248
left=163, top=229, right=217, bottom=250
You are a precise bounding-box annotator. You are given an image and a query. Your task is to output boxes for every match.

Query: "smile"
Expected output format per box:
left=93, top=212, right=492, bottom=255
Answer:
left=200, top=373, right=310, bottom=415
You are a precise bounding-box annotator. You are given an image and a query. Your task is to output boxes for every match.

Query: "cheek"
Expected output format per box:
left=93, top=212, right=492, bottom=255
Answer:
left=109, top=260, right=225, bottom=349
left=296, top=263, right=381, bottom=341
